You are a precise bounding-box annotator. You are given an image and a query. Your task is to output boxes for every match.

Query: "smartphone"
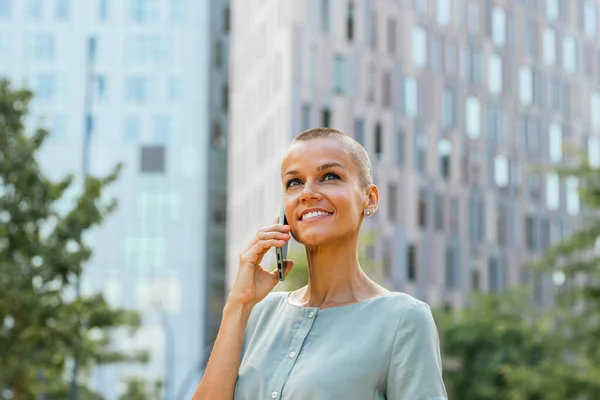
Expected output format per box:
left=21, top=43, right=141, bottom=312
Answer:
left=275, top=206, right=288, bottom=281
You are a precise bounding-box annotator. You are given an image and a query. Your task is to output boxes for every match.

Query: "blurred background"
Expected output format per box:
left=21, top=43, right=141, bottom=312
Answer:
left=1, top=0, right=600, bottom=399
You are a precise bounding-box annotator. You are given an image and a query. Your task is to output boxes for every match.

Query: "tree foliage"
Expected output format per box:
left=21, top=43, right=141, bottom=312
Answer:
left=436, top=157, right=600, bottom=399
left=118, top=378, right=163, bottom=400
left=0, top=79, right=145, bottom=399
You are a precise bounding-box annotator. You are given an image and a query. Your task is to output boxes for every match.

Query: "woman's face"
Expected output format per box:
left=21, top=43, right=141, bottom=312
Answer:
left=281, top=138, right=378, bottom=246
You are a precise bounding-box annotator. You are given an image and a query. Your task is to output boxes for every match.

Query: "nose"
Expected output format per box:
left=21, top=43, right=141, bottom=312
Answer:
left=300, top=179, right=322, bottom=202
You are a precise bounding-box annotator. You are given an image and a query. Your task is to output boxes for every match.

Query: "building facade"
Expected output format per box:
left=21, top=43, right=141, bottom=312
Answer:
left=227, top=0, right=600, bottom=308
left=0, top=0, right=228, bottom=398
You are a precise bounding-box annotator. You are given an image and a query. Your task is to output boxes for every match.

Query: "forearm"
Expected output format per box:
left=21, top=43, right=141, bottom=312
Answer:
left=192, top=299, right=253, bottom=400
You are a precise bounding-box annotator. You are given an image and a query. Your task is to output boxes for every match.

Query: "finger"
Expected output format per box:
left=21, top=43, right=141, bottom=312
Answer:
left=243, top=224, right=291, bottom=253
left=283, top=260, right=294, bottom=277
left=256, top=231, right=290, bottom=241
left=241, top=239, right=287, bottom=264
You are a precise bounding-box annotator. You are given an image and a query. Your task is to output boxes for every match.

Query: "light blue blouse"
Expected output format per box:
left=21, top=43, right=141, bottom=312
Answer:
left=235, top=291, right=447, bottom=400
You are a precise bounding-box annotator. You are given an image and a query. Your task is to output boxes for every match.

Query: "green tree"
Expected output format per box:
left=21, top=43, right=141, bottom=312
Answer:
left=278, top=230, right=387, bottom=292
left=0, top=79, right=145, bottom=399
left=435, top=290, right=560, bottom=400
left=118, top=378, right=163, bottom=400
left=502, top=158, right=600, bottom=398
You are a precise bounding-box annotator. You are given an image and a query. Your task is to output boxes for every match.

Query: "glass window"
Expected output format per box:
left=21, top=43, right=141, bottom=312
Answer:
left=468, top=196, right=484, bottom=241
left=27, top=0, right=42, bottom=19
left=383, top=72, right=392, bottom=107
left=450, top=197, right=459, bottom=233
left=488, top=258, right=504, bottom=292
left=99, top=0, right=109, bottom=21
left=496, top=203, right=507, bottom=245
left=548, top=122, right=563, bottom=162
left=302, top=104, right=312, bottom=131
left=321, top=108, right=331, bottom=127
left=566, top=177, right=580, bottom=215
left=124, top=115, right=140, bottom=141
left=26, top=34, right=55, bottom=61
left=584, top=1, right=597, bottom=35
left=588, top=136, right=600, bottom=167
left=32, top=73, right=56, bottom=101
left=388, top=183, right=398, bottom=221
left=466, top=96, right=481, bottom=138
left=519, top=66, right=533, bottom=106
left=438, top=138, right=452, bottom=179
left=416, top=132, right=427, bottom=172
left=467, top=45, right=482, bottom=84
left=491, top=7, right=506, bottom=47
left=494, top=155, right=509, bottom=187
left=412, top=26, right=427, bottom=68
left=168, top=76, right=182, bottom=102
left=526, top=117, right=541, bottom=155
left=96, top=75, right=107, bottom=100
left=407, top=244, right=417, bottom=281
left=436, top=0, right=451, bottom=26
left=528, top=171, right=542, bottom=199
left=396, top=130, right=405, bottom=167
left=467, top=1, right=480, bottom=35
left=126, top=35, right=169, bottom=65
left=321, top=0, right=331, bottom=33
left=387, top=19, right=396, bottom=54
left=55, top=0, right=69, bottom=20
left=525, top=215, right=536, bottom=250
left=442, top=87, right=455, bottom=128
left=434, top=194, right=444, bottom=230
left=170, top=0, right=185, bottom=22
left=374, top=123, right=383, bottom=159
left=418, top=189, right=427, bottom=228
left=333, top=55, right=345, bottom=94
left=129, top=0, right=157, bottom=22
left=404, top=77, right=418, bottom=117
left=445, top=247, right=458, bottom=289
left=525, top=20, right=537, bottom=56
left=431, top=34, right=442, bottom=70
left=591, top=91, right=600, bottom=129
left=546, top=0, right=559, bottom=20
left=488, top=53, right=503, bottom=95
left=543, top=28, right=556, bottom=66
left=0, top=0, right=10, bottom=19
left=125, top=76, right=152, bottom=103
left=354, top=118, right=365, bottom=145
left=563, top=36, right=577, bottom=74
left=154, top=116, right=174, bottom=144
left=140, top=146, right=165, bottom=173
left=370, top=11, right=378, bottom=49
left=414, top=0, right=428, bottom=13
left=546, top=173, right=560, bottom=210
left=444, top=40, right=457, bottom=75
left=346, top=2, right=354, bottom=41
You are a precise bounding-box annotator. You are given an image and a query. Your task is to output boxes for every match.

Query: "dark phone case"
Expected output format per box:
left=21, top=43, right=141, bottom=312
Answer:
left=276, top=211, right=288, bottom=281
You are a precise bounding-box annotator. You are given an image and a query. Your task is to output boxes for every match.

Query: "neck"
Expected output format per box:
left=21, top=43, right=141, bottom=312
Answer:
left=297, top=235, right=376, bottom=308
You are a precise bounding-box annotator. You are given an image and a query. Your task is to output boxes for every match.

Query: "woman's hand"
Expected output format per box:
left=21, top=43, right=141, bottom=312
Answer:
left=228, top=218, right=294, bottom=308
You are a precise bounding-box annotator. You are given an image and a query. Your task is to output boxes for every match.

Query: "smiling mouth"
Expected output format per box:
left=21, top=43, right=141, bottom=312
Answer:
left=300, top=211, right=333, bottom=221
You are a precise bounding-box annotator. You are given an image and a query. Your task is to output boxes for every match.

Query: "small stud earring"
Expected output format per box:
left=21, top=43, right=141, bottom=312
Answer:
left=363, top=209, right=373, bottom=219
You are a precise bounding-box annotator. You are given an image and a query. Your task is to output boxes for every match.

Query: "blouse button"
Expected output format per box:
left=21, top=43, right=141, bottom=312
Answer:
left=308, top=311, right=315, bottom=318
left=289, top=351, right=296, bottom=358
left=271, top=391, right=278, bottom=399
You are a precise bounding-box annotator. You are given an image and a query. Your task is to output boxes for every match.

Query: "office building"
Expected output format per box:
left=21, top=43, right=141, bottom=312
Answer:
left=0, top=0, right=228, bottom=398
left=227, top=0, right=600, bottom=308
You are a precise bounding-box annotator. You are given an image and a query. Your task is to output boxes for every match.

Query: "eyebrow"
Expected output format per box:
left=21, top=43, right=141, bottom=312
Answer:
left=283, top=162, right=346, bottom=177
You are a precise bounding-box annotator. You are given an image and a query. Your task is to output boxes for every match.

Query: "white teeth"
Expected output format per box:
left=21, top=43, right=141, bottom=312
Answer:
left=301, top=211, right=332, bottom=221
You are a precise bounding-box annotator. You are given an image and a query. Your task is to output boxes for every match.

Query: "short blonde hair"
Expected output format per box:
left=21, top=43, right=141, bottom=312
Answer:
left=292, top=128, right=373, bottom=188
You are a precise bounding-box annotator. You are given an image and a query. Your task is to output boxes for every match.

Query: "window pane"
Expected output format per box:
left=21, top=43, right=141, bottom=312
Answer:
left=546, top=0, right=559, bottom=20
left=584, top=1, right=597, bottom=35
left=546, top=172, right=560, bottom=210
left=436, top=0, right=451, bottom=25
left=563, top=36, right=577, bottom=74
left=491, top=7, right=506, bottom=46
left=412, top=26, right=428, bottom=68
left=494, top=155, right=509, bottom=187
left=374, top=123, right=383, bottom=158
left=301, top=104, right=311, bottom=131
left=382, top=72, right=392, bottom=107
left=354, top=118, right=364, bottom=145
left=566, top=177, right=580, bottom=215
left=387, top=19, right=396, bottom=54
left=404, top=77, right=418, bottom=117
left=434, top=194, right=444, bottom=230
left=466, top=96, right=481, bottom=138
left=519, top=66, right=533, bottom=105
left=333, top=55, right=345, bottom=94
left=588, top=136, right=600, bottom=167
left=444, top=40, right=457, bottom=75
left=140, top=146, right=166, bottom=173
left=431, top=34, right=442, bottom=70
left=418, top=189, right=427, bottom=228
left=445, top=247, right=457, bottom=289
left=396, top=130, right=405, bottom=167
left=543, top=28, right=556, bottom=66
left=548, top=122, right=563, bottom=162
left=467, top=1, right=480, bottom=34
left=438, top=138, right=452, bottom=179
left=0, top=0, right=10, bottom=19
left=407, top=244, right=417, bottom=281
left=442, top=87, right=455, bottom=128
left=56, top=0, right=69, bottom=20
left=388, top=183, right=398, bottom=221
left=321, top=0, right=330, bottom=32
left=488, top=53, right=503, bottom=95
left=347, top=2, right=354, bottom=41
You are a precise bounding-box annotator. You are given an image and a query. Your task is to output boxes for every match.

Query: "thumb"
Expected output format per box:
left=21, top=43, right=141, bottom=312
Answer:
left=283, top=260, right=294, bottom=277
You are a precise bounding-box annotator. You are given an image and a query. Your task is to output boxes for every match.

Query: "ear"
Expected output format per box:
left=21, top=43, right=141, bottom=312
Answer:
left=365, top=184, right=379, bottom=212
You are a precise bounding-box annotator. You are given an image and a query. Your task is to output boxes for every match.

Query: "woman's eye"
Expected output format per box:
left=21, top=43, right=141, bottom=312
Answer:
left=323, top=172, right=340, bottom=181
left=286, top=179, right=302, bottom=188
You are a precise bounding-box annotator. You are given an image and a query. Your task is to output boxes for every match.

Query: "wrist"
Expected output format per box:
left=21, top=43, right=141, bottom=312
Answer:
left=223, top=296, right=254, bottom=319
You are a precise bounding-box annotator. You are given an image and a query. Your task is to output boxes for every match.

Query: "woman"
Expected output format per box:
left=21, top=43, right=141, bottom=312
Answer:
left=193, top=128, right=447, bottom=399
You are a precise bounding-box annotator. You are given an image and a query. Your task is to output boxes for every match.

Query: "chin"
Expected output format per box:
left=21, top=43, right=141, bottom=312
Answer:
left=294, top=229, right=344, bottom=247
